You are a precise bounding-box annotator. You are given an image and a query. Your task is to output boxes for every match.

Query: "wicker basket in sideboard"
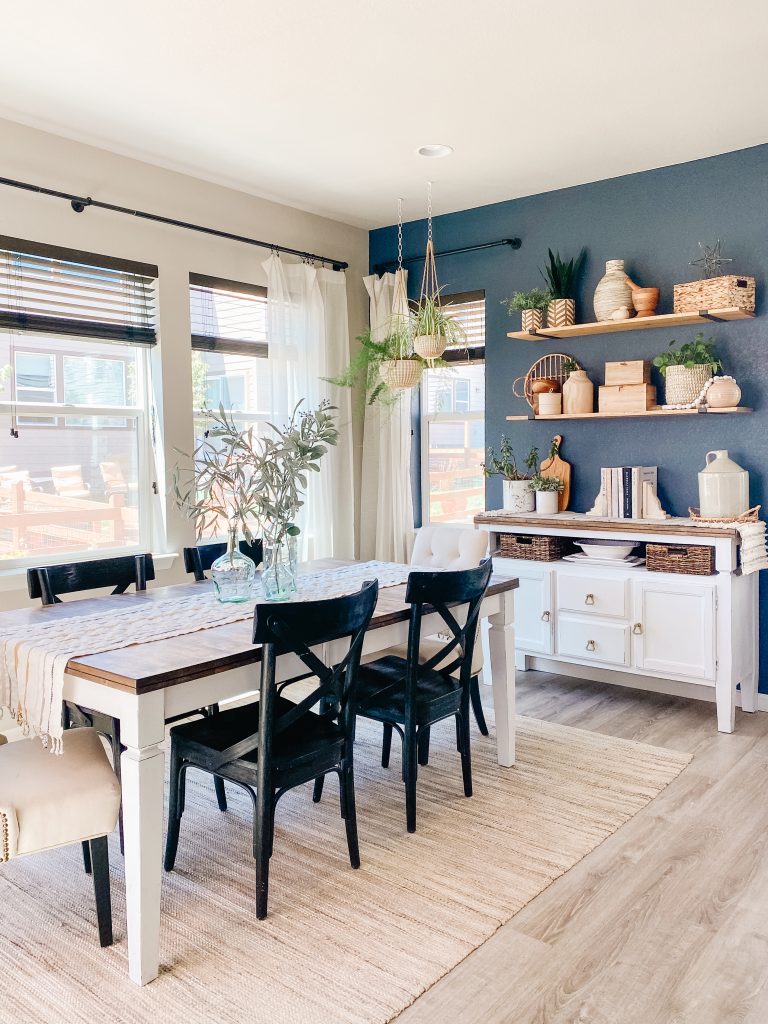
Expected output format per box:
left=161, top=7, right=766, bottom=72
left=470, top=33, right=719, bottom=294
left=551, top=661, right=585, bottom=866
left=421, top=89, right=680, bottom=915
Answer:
left=498, top=534, right=572, bottom=562
left=646, top=542, right=716, bottom=576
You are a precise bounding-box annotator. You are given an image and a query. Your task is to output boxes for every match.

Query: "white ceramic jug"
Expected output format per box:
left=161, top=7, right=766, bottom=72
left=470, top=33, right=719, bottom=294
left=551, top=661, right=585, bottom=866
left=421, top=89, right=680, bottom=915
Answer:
left=698, top=450, right=749, bottom=519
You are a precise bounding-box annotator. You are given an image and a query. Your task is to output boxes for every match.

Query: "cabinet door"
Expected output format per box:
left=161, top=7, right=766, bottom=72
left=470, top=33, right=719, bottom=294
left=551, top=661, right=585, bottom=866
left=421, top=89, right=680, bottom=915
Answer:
left=633, top=580, right=716, bottom=681
left=512, top=567, right=553, bottom=655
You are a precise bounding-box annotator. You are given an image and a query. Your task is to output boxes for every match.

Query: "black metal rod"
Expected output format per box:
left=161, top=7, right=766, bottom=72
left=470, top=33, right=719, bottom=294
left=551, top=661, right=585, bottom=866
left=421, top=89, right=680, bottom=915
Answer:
left=0, top=175, right=350, bottom=271
left=373, top=237, right=521, bottom=275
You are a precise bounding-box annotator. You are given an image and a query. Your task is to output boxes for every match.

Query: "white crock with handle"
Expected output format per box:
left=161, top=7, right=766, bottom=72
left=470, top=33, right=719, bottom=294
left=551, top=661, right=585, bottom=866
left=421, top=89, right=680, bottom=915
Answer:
left=698, top=450, right=749, bottom=519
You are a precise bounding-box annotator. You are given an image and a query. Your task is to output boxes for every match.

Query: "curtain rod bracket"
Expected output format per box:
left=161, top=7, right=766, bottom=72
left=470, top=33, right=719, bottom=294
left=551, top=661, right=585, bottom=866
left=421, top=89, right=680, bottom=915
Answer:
left=70, top=196, right=92, bottom=214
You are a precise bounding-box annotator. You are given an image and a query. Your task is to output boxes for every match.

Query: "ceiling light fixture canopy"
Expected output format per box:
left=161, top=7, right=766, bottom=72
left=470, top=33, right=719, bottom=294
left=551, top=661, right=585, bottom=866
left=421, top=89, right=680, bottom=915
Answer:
left=417, top=144, right=453, bottom=158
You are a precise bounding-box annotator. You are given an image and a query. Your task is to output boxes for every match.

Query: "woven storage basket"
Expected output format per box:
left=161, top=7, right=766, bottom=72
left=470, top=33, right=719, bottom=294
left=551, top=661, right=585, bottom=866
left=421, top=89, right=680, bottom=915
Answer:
left=380, top=359, right=423, bottom=390
left=499, top=534, right=571, bottom=562
left=673, top=275, right=755, bottom=314
left=646, top=543, right=715, bottom=576
left=663, top=364, right=712, bottom=406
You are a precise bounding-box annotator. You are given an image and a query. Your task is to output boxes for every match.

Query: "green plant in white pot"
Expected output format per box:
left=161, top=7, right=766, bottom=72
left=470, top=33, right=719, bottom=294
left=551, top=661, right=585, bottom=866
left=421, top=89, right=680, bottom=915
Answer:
left=528, top=473, right=564, bottom=515
left=653, top=331, right=722, bottom=407
left=503, top=288, right=551, bottom=334
left=484, top=437, right=539, bottom=513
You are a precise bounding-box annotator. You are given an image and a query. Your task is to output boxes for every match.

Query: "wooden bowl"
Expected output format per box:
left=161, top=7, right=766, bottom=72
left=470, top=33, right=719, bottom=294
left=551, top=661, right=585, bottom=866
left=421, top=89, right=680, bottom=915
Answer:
left=632, top=287, right=660, bottom=318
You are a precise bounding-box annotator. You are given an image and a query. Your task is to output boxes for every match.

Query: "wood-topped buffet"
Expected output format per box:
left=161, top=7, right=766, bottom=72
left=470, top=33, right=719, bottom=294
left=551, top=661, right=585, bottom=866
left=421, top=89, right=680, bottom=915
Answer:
left=475, top=511, right=758, bottom=733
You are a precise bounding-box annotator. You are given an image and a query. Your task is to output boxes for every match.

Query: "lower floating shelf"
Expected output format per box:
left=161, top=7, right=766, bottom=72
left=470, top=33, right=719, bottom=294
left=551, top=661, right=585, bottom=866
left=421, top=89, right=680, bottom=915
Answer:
left=506, top=406, right=751, bottom=422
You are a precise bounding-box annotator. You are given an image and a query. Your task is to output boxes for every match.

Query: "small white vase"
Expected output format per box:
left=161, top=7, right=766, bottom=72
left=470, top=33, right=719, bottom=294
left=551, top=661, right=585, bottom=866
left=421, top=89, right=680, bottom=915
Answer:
left=503, top=479, right=535, bottom=513
left=536, top=490, right=560, bottom=515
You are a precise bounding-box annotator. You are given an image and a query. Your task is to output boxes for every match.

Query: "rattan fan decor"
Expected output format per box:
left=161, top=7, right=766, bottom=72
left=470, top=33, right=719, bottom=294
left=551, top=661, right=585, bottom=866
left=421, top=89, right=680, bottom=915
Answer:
left=512, top=353, right=578, bottom=408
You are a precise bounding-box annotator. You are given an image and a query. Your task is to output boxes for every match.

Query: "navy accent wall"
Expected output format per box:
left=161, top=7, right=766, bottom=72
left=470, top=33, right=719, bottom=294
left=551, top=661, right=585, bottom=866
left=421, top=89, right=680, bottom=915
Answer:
left=369, top=144, right=768, bottom=689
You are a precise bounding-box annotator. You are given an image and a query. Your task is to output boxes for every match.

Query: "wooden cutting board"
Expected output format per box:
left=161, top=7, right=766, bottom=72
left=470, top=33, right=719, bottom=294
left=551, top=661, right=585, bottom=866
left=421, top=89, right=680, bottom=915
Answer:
left=539, top=434, right=571, bottom=511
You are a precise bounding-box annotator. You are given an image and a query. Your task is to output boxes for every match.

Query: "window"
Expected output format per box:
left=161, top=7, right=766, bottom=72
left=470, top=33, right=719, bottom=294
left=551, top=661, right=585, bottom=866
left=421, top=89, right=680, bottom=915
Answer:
left=0, top=237, right=156, bottom=566
left=420, top=292, right=485, bottom=525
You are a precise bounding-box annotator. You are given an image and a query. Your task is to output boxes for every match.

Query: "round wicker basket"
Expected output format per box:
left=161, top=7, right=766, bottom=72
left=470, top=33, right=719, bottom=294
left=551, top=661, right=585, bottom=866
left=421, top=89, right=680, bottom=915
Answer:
left=380, top=358, right=423, bottom=390
left=413, top=334, right=447, bottom=360
left=512, top=353, right=576, bottom=409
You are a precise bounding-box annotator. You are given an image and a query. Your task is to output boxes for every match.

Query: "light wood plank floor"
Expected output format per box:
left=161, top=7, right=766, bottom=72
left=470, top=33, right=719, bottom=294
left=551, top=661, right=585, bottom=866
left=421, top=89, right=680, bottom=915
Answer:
left=398, top=670, right=768, bottom=1024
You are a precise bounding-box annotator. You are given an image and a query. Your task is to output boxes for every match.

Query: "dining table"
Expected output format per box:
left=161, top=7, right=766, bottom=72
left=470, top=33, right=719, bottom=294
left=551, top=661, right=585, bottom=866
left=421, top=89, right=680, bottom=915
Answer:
left=1, top=558, right=518, bottom=986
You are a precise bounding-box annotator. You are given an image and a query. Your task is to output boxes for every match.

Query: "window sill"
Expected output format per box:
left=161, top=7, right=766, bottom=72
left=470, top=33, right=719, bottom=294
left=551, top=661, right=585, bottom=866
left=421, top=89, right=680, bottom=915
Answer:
left=0, top=552, right=179, bottom=594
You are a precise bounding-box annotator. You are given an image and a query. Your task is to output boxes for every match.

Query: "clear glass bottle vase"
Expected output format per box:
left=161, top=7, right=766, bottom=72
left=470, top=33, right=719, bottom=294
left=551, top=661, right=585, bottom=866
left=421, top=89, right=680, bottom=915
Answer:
left=262, top=527, right=298, bottom=601
left=210, top=527, right=257, bottom=603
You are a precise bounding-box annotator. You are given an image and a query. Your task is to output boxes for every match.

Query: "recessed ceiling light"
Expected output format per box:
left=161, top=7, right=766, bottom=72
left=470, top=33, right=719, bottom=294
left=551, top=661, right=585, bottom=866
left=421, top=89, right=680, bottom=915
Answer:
left=417, top=144, right=453, bottom=158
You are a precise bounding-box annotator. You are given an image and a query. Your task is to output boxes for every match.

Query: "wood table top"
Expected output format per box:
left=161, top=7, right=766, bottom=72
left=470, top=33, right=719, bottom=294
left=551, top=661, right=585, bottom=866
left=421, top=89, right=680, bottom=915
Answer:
left=474, top=510, right=739, bottom=540
left=0, top=559, right=517, bottom=694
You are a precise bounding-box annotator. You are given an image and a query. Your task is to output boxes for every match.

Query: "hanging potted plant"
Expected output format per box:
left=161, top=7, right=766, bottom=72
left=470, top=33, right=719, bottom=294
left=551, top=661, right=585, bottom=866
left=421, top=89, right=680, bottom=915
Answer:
left=483, top=436, right=539, bottom=513
left=652, top=331, right=723, bottom=407
left=503, top=288, right=551, bottom=334
left=539, top=248, right=586, bottom=328
left=413, top=292, right=467, bottom=360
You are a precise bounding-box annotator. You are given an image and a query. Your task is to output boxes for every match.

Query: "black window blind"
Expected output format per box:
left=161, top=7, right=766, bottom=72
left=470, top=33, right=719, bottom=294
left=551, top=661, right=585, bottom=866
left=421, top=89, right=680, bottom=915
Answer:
left=190, top=273, right=267, bottom=357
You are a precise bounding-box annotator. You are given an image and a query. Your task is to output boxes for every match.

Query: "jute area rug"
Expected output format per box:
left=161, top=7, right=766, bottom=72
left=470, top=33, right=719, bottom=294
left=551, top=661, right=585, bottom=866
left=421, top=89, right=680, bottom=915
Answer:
left=0, top=713, right=691, bottom=1024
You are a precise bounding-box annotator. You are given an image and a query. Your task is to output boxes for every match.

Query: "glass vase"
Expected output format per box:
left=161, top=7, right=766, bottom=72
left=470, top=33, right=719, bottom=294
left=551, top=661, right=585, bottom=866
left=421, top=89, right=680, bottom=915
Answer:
left=210, top=528, right=257, bottom=603
left=262, top=530, right=298, bottom=601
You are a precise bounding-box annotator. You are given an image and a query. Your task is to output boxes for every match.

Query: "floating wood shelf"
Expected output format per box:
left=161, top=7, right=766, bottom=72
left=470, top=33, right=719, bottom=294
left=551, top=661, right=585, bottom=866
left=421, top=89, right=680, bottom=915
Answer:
left=507, top=307, right=754, bottom=341
left=506, top=406, right=751, bottom=422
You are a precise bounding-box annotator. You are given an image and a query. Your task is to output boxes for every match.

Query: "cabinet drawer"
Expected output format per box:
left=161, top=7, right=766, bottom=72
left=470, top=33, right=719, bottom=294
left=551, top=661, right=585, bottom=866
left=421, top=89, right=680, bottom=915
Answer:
left=557, top=615, right=630, bottom=667
left=557, top=573, right=629, bottom=618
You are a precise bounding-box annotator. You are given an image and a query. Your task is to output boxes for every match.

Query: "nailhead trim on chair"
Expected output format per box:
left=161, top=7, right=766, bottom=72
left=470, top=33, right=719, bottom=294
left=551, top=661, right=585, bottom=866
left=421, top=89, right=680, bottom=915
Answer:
left=0, top=810, right=10, bottom=863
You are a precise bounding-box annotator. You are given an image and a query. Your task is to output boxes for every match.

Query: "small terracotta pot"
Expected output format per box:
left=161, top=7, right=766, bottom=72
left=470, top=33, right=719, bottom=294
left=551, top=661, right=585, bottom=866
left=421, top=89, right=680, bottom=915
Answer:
left=632, top=286, right=660, bottom=318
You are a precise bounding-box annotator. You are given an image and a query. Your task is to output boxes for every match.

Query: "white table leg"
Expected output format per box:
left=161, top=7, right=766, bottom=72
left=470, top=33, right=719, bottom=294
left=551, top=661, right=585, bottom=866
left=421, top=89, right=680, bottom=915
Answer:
left=120, top=689, right=166, bottom=986
left=488, top=589, right=516, bottom=767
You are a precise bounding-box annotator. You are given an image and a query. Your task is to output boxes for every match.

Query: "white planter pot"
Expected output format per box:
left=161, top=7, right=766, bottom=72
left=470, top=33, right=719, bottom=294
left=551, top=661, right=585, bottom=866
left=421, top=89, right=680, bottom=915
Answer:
left=536, top=490, right=560, bottom=515
left=503, top=479, right=535, bottom=513
left=413, top=333, right=447, bottom=360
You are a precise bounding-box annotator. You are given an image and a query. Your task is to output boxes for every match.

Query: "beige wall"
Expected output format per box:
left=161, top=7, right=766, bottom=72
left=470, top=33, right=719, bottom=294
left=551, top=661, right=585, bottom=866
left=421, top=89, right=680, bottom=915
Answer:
left=0, top=118, right=369, bottom=610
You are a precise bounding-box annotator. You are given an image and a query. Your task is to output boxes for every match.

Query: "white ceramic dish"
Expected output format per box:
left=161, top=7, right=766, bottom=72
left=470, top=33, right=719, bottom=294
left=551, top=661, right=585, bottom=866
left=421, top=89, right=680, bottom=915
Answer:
left=575, top=539, right=638, bottom=560
left=563, top=553, right=645, bottom=568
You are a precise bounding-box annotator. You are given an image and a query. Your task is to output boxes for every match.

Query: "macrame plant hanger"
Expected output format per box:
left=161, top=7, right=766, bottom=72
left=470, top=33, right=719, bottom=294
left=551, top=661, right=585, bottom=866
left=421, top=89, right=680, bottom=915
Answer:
left=380, top=198, right=422, bottom=392
left=413, top=180, right=447, bottom=361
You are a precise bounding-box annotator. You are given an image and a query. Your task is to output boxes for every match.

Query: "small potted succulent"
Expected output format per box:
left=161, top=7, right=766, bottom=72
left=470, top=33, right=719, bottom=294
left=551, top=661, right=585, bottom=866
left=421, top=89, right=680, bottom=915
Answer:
left=503, top=288, right=551, bottom=334
left=483, top=437, right=539, bottom=512
left=412, top=292, right=467, bottom=360
left=653, top=331, right=723, bottom=406
left=528, top=473, right=564, bottom=515
left=539, top=248, right=586, bottom=328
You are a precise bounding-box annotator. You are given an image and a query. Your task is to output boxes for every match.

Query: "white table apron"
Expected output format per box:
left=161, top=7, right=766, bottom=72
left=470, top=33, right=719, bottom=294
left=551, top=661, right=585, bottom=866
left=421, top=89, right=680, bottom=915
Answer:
left=61, top=588, right=515, bottom=986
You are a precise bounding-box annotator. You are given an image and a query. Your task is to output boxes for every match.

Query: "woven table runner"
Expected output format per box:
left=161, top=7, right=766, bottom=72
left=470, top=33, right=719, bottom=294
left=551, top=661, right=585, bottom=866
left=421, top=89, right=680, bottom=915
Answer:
left=0, top=560, right=415, bottom=750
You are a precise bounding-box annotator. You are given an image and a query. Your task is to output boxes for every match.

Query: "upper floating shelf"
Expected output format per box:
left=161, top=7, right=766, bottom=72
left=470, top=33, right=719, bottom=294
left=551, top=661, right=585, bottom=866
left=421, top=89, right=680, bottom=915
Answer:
left=506, top=307, right=755, bottom=341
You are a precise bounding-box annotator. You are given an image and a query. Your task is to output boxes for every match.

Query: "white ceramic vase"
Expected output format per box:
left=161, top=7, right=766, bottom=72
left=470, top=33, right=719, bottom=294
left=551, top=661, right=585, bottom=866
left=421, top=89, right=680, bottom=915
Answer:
left=594, top=259, right=634, bottom=321
left=536, top=490, right=560, bottom=515
left=562, top=369, right=594, bottom=414
left=503, top=479, right=535, bottom=513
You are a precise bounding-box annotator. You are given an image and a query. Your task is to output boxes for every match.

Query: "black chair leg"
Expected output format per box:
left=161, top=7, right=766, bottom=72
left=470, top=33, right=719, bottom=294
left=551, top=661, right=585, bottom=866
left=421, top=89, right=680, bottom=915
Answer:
left=82, top=840, right=92, bottom=875
left=458, top=710, right=473, bottom=798
left=89, top=836, right=113, bottom=947
left=313, top=775, right=325, bottom=803
left=254, top=791, right=273, bottom=920
left=470, top=675, right=490, bottom=736
left=341, top=763, right=361, bottom=869
left=381, top=723, right=393, bottom=768
left=214, top=775, right=228, bottom=812
left=455, top=715, right=462, bottom=751
left=403, top=727, right=418, bottom=834
left=164, top=746, right=185, bottom=872
left=417, top=726, right=431, bottom=766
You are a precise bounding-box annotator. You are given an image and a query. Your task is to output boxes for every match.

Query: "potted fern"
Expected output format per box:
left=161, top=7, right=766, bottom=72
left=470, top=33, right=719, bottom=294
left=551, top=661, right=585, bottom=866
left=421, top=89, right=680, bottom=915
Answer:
left=539, top=249, right=586, bottom=328
left=412, top=292, right=467, bottom=360
left=328, top=318, right=426, bottom=406
left=503, top=288, right=551, bottom=334
left=483, top=437, right=539, bottom=512
left=653, top=332, right=723, bottom=406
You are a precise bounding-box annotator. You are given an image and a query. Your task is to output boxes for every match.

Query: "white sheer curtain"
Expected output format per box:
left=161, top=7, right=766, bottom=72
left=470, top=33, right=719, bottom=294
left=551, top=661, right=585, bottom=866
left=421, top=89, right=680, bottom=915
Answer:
left=262, top=254, right=354, bottom=560
left=360, top=270, right=414, bottom=563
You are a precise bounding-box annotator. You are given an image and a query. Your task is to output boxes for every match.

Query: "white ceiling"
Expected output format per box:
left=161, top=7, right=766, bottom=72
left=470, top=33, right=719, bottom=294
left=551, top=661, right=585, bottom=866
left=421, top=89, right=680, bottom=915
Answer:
left=2, top=0, right=768, bottom=229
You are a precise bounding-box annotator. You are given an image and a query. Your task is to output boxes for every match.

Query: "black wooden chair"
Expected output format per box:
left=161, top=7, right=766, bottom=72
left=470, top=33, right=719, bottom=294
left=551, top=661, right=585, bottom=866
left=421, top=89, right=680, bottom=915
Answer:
left=343, top=559, right=492, bottom=834
left=26, top=552, right=226, bottom=856
left=183, top=539, right=263, bottom=582
left=164, top=580, right=379, bottom=919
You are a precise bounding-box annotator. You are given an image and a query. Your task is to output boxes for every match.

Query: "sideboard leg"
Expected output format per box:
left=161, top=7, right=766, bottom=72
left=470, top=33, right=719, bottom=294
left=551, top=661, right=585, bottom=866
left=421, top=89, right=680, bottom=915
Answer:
left=716, top=674, right=736, bottom=733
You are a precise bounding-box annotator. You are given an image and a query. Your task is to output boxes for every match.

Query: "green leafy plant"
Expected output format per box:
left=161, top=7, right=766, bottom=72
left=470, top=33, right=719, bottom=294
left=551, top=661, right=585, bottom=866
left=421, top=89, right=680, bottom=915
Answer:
left=560, top=357, right=580, bottom=375
left=652, top=332, right=723, bottom=377
left=503, top=288, right=551, bottom=314
left=483, top=436, right=539, bottom=481
left=539, top=248, right=586, bottom=299
left=528, top=474, right=564, bottom=493
left=413, top=293, right=467, bottom=347
left=172, top=400, right=338, bottom=549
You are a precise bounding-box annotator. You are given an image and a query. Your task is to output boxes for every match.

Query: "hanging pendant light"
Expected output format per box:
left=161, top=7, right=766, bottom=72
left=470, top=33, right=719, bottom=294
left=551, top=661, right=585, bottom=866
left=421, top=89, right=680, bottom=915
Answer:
left=413, top=181, right=448, bottom=361
left=379, top=198, right=422, bottom=391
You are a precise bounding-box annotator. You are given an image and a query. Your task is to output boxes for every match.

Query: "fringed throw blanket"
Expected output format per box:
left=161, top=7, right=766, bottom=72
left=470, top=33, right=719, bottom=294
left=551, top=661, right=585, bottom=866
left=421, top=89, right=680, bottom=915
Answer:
left=0, top=560, right=415, bottom=751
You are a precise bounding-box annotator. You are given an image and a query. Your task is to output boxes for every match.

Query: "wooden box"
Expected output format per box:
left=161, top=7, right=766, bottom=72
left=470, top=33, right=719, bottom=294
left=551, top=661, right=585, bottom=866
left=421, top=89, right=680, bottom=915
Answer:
left=598, top=383, right=657, bottom=414
left=673, top=275, right=755, bottom=314
left=604, top=359, right=651, bottom=386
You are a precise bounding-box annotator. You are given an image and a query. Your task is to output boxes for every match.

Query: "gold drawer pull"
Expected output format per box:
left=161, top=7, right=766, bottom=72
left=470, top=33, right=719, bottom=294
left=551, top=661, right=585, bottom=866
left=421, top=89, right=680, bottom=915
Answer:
left=585, top=593, right=595, bottom=605
left=586, top=640, right=596, bottom=652
left=633, top=622, right=643, bottom=635
left=541, top=610, right=551, bottom=622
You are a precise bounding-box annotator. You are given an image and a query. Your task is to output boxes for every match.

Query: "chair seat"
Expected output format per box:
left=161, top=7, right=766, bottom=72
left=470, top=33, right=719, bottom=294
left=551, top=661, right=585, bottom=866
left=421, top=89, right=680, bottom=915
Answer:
left=366, top=634, right=482, bottom=678
left=171, top=696, right=345, bottom=772
left=0, top=728, right=121, bottom=861
left=357, top=656, right=461, bottom=725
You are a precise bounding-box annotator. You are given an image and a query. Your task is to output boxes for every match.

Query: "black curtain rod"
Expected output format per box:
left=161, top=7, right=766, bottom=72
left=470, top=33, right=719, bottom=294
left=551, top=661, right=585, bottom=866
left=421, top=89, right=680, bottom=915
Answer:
left=373, top=237, right=521, bottom=276
left=0, top=175, right=350, bottom=271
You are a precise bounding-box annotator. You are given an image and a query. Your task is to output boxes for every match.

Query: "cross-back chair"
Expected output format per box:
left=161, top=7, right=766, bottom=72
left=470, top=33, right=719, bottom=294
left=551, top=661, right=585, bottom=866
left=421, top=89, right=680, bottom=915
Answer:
left=164, top=580, right=379, bottom=919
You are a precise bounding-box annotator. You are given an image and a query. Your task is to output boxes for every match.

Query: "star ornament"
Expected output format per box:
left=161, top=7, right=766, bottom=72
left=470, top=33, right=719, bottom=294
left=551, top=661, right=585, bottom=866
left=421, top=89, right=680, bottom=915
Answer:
left=690, top=240, right=733, bottom=280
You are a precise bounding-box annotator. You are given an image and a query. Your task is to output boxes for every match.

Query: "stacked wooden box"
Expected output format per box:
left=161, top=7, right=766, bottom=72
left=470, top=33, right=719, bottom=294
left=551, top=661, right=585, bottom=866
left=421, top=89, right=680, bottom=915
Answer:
left=599, top=360, right=656, bottom=414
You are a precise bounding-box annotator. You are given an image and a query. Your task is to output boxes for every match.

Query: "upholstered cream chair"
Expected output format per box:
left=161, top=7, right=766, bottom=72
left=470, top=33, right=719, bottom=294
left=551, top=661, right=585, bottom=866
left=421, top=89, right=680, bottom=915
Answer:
left=371, top=526, right=491, bottom=760
left=0, top=728, right=122, bottom=946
